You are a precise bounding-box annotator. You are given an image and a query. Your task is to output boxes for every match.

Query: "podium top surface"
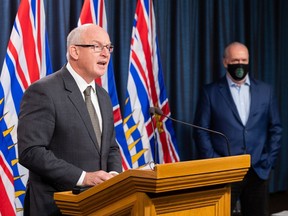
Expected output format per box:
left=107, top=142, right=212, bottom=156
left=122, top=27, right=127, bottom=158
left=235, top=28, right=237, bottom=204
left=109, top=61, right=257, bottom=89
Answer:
left=54, top=155, right=250, bottom=203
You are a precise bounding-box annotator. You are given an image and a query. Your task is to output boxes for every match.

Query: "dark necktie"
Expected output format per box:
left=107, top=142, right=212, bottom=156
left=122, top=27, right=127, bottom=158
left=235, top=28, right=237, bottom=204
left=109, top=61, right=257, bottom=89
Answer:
left=84, top=86, right=101, bottom=148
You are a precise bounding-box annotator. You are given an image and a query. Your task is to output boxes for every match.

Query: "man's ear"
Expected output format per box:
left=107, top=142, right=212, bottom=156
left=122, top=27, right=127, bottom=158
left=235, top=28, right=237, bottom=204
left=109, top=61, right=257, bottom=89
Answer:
left=223, top=58, right=227, bottom=68
left=69, top=45, right=79, bottom=60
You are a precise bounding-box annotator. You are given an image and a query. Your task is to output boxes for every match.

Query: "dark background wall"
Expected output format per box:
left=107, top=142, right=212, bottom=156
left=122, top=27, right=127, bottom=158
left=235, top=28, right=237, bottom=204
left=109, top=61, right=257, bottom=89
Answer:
left=1, top=0, right=287, bottom=192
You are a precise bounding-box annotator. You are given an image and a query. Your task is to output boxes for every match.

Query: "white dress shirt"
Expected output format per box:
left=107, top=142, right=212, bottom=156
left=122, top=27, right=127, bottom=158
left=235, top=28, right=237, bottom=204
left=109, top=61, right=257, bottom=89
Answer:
left=226, top=74, right=251, bottom=125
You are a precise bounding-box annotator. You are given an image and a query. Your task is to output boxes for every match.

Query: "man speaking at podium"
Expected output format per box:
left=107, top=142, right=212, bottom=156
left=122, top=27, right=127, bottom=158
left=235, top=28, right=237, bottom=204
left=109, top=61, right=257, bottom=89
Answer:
left=18, top=24, right=122, bottom=215
left=193, top=42, right=282, bottom=216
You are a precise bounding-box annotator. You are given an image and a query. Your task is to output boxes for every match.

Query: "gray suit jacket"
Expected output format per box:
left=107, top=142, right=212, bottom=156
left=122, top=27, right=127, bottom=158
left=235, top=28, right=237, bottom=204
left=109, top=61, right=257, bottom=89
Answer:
left=18, top=66, right=122, bottom=215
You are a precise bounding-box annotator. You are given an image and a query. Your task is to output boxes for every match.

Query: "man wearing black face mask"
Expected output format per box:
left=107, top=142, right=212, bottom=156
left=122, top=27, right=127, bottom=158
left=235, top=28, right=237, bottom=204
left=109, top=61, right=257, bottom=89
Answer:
left=193, top=42, right=282, bottom=216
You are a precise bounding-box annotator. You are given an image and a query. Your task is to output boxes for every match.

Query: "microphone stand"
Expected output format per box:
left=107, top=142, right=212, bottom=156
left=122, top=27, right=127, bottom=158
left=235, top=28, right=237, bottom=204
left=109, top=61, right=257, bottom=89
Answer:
left=150, top=107, right=231, bottom=156
left=149, top=112, right=158, bottom=165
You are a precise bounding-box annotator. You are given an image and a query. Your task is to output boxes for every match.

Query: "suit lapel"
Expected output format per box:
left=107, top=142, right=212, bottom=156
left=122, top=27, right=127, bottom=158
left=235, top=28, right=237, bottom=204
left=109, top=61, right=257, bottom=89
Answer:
left=246, top=78, right=258, bottom=126
left=60, top=68, right=100, bottom=152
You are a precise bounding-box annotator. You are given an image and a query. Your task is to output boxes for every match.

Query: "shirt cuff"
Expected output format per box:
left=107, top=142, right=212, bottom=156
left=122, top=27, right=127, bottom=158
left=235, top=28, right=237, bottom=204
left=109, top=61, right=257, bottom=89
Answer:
left=76, top=171, right=86, bottom=186
left=109, top=171, right=119, bottom=176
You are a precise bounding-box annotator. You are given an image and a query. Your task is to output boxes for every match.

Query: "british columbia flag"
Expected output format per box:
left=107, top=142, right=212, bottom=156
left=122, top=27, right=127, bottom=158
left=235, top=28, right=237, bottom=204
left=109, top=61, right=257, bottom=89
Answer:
left=0, top=0, right=52, bottom=215
left=123, top=0, right=179, bottom=168
left=78, top=0, right=132, bottom=170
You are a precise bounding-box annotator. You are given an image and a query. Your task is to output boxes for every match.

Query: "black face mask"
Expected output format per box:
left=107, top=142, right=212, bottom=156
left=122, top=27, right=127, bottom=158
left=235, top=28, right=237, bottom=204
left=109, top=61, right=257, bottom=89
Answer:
left=227, top=64, right=249, bottom=81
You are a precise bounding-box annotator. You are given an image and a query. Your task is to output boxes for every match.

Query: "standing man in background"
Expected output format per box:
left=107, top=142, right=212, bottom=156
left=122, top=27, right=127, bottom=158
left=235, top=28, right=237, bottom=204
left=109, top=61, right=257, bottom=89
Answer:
left=193, top=42, right=282, bottom=216
left=18, top=24, right=122, bottom=215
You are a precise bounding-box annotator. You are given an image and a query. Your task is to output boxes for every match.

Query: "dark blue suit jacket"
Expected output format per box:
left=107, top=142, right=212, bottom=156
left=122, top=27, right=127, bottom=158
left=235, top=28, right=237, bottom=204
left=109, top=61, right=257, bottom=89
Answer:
left=193, top=75, right=282, bottom=180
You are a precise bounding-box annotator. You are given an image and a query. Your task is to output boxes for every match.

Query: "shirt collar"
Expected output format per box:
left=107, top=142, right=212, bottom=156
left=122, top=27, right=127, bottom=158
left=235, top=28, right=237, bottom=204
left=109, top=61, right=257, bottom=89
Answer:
left=66, top=62, right=96, bottom=94
left=226, top=74, right=250, bottom=87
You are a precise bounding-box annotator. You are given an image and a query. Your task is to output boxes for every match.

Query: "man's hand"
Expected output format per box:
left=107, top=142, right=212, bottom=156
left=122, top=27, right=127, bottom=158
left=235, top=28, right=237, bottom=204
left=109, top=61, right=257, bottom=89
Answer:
left=83, top=170, right=114, bottom=186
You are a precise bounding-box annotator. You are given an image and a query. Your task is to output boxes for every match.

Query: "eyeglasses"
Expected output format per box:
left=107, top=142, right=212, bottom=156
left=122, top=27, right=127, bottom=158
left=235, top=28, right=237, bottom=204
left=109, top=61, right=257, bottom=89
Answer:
left=74, top=43, right=114, bottom=53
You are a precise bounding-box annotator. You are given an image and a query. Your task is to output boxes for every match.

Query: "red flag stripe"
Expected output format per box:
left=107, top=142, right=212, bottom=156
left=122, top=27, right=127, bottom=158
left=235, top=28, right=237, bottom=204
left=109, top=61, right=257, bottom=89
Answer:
left=98, top=0, right=104, bottom=26
left=18, top=0, right=40, bottom=83
left=0, top=155, right=15, bottom=215
left=8, top=41, right=29, bottom=90
left=37, top=0, right=42, bottom=65
left=80, top=0, right=93, bottom=24
left=0, top=155, right=14, bottom=184
left=0, top=179, right=15, bottom=215
left=113, top=108, right=122, bottom=124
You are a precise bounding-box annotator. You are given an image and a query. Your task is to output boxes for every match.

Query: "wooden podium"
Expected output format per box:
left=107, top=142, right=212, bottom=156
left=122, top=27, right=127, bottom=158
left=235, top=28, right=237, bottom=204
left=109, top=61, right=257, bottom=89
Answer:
left=54, top=155, right=250, bottom=216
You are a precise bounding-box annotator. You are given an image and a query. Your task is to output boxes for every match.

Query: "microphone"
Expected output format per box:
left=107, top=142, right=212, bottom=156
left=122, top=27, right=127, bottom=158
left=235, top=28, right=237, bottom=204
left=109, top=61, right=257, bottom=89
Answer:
left=149, top=107, right=231, bottom=156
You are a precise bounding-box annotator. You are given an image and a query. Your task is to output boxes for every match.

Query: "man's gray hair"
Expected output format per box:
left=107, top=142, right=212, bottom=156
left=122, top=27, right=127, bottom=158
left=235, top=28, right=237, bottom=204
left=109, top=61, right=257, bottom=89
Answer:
left=66, top=24, right=93, bottom=60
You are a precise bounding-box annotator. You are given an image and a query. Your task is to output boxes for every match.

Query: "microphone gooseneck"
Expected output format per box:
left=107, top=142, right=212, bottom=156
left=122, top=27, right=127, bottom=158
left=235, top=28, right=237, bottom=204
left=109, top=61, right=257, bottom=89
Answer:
left=150, top=107, right=231, bottom=156
left=149, top=107, right=158, bottom=164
